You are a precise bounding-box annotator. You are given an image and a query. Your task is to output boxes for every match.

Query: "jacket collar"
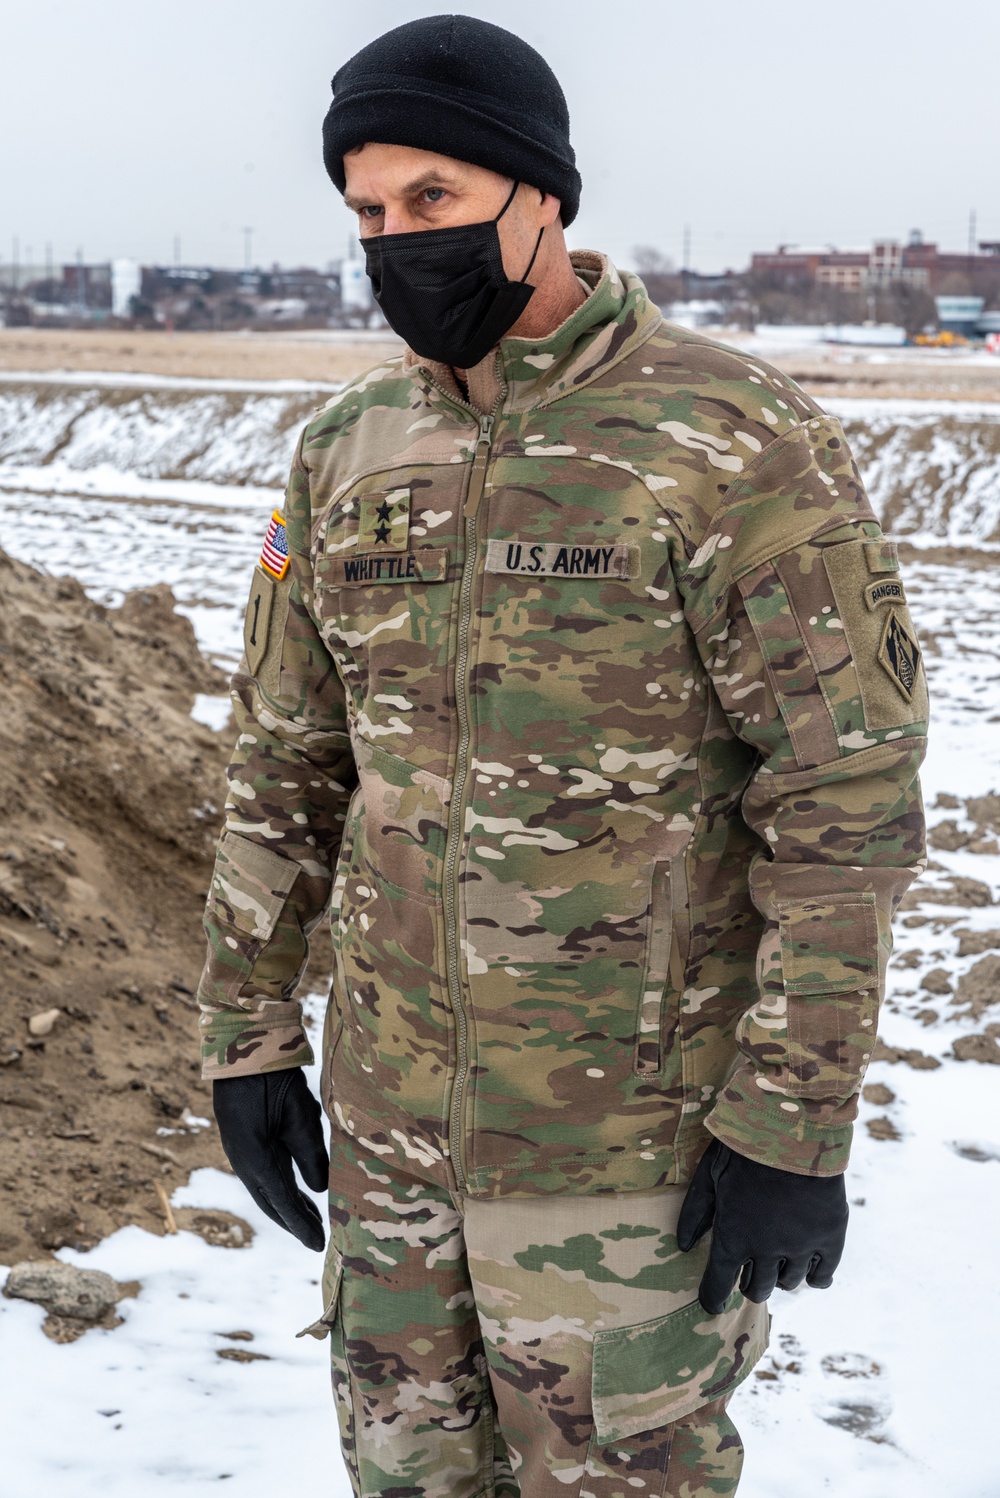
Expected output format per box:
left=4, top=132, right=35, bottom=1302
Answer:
left=404, top=251, right=661, bottom=417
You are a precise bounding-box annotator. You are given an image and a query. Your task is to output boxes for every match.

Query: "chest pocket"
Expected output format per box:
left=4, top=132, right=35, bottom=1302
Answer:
left=315, top=471, right=463, bottom=767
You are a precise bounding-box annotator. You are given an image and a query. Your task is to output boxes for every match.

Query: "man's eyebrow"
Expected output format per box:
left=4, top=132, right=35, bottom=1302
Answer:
left=401, top=172, right=459, bottom=196
left=343, top=172, right=461, bottom=211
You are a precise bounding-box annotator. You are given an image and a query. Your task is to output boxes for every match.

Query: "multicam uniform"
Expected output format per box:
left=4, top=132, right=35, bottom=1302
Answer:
left=198, top=252, right=927, bottom=1497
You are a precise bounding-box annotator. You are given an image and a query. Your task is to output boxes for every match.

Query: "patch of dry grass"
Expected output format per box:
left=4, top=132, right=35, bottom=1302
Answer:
left=0, top=328, right=401, bottom=384
left=3, top=327, right=1000, bottom=403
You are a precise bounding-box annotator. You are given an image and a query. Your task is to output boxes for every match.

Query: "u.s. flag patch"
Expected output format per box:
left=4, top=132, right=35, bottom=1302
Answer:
left=259, top=510, right=290, bottom=580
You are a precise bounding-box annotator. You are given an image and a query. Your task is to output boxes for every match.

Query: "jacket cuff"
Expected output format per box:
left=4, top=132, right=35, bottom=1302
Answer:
left=705, top=1063, right=856, bottom=1177
left=199, top=1003, right=314, bottom=1080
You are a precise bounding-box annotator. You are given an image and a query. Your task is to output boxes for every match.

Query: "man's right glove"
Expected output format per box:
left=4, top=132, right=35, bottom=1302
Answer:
left=213, top=1069, right=329, bottom=1251
left=677, top=1138, right=849, bottom=1315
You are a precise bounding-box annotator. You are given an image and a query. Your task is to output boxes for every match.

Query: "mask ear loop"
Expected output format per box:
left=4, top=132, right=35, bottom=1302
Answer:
left=519, top=224, right=545, bottom=286
left=494, top=180, right=521, bottom=221
left=494, top=181, right=546, bottom=287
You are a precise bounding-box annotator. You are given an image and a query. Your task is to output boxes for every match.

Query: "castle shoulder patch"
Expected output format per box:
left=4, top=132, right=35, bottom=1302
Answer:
left=877, top=607, right=921, bottom=701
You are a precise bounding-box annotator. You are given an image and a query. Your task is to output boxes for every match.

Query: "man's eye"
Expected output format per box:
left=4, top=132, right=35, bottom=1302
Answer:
left=424, top=188, right=446, bottom=203
left=362, top=206, right=383, bottom=219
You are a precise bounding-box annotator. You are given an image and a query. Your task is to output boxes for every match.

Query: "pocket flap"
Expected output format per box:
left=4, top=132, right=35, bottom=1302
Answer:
left=591, top=1290, right=767, bottom=1443
left=210, top=831, right=299, bottom=941
left=779, top=895, right=878, bottom=995
left=295, top=1247, right=343, bottom=1340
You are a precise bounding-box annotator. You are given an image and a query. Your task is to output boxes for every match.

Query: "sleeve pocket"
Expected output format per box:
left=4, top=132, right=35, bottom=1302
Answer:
left=779, top=896, right=878, bottom=995
left=209, top=830, right=300, bottom=941
left=778, top=895, right=880, bottom=1099
left=591, top=1290, right=768, bottom=1443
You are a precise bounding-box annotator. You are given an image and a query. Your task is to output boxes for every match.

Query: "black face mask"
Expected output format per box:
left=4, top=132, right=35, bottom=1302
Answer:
left=361, top=181, right=544, bottom=370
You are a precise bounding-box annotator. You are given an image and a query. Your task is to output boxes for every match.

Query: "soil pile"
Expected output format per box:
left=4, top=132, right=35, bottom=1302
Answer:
left=0, top=548, right=240, bottom=1262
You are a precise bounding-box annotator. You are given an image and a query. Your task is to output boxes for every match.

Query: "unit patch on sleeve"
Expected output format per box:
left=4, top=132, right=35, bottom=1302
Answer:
left=864, top=578, right=906, bottom=611
left=244, top=566, right=275, bottom=675
left=878, top=608, right=922, bottom=701
left=485, top=539, right=639, bottom=579
left=358, top=488, right=411, bottom=552
left=259, top=510, right=290, bottom=580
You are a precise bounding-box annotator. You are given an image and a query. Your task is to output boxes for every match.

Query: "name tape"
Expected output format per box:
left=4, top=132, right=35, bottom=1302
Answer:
left=329, top=548, right=448, bottom=586
left=485, top=540, right=638, bottom=579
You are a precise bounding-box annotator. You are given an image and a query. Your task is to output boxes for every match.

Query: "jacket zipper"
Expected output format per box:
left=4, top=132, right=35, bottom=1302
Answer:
left=443, top=408, right=495, bottom=1192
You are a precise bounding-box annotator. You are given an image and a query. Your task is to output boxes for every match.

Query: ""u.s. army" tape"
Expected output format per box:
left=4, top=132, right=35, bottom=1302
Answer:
left=485, top=540, right=639, bottom=579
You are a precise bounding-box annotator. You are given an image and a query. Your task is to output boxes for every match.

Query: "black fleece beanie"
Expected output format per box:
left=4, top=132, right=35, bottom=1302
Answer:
left=322, top=14, right=581, bottom=226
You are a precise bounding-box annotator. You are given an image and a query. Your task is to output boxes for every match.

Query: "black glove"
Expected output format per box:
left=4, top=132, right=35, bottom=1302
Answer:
left=677, top=1138, right=849, bottom=1315
left=213, top=1069, right=329, bottom=1251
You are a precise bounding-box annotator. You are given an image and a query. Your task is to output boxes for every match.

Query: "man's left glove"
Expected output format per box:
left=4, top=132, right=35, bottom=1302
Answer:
left=213, top=1069, right=329, bottom=1251
left=677, top=1138, right=849, bottom=1315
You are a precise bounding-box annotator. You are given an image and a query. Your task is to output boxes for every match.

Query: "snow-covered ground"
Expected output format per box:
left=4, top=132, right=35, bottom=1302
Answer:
left=2, top=405, right=999, bottom=1495
left=4, top=373, right=1000, bottom=550
left=0, top=999, right=338, bottom=1497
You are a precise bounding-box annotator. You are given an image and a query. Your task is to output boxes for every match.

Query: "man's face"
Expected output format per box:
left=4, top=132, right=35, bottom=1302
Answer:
left=343, top=142, right=560, bottom=282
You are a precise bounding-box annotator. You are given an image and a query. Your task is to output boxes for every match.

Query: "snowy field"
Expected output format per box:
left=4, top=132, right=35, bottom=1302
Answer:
left=2, top=395, right=999, bottom=1495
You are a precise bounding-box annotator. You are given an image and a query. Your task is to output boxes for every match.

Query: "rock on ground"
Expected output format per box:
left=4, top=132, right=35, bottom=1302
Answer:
left=953, top=955, right=1000, bottom=1020
left=3, top=1259, right=121, bottom=1319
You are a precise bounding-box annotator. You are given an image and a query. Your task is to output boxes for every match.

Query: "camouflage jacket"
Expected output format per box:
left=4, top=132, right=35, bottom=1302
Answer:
left=198, top=251, right=927, bottom=1195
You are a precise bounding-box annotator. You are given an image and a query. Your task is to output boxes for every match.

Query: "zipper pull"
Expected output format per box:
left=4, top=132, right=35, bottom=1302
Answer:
left=464, top=415, right=495, bottom=518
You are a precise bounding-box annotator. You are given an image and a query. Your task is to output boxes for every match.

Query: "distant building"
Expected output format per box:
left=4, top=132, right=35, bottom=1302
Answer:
left=61, top=262, right=112, bottom=310
left=140, top=265, right=215, bottom=300
left=751, top=232, right=1000, bottom=296
left=340, top=258, right=371, bottom=313
left=935, top=296, right=985, bottom=334
left=112, top=259, right=141, bottom=317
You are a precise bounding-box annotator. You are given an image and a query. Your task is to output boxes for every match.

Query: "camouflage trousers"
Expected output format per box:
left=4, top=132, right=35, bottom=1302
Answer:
left=303, top=1131, right=768, bottom=1498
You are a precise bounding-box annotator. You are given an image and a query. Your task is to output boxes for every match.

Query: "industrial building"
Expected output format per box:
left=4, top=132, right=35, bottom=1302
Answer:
left=751, top=232, right=1000, bottom=297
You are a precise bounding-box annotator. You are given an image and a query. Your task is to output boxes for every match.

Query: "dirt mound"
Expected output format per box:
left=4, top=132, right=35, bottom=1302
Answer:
left=0, top=548, right=238, bottom=1262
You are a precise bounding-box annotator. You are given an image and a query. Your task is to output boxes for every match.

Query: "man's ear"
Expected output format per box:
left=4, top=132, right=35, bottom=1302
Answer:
left=538, top=191, right=563, bottom=228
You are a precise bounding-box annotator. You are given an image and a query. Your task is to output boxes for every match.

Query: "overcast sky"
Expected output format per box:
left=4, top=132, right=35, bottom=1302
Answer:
left=4, top=0, right=999, bottom=276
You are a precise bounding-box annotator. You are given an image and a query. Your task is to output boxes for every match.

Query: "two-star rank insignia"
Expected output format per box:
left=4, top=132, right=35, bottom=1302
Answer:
left=358, top=488, right=410, bottom=551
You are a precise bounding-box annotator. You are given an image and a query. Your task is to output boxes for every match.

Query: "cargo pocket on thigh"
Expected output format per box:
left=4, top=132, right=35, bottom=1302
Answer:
left=296, top=1244, right=344, bottom=1342
left=590, top=1290, right=768, bottom=1444
left=296, top=1246, right=361, bottom=1494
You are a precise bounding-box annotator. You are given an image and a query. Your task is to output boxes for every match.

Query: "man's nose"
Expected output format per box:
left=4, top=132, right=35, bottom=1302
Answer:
left=380, top=207, right=418, bottom=236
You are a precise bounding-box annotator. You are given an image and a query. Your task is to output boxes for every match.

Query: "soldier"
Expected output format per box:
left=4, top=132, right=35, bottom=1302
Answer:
left=201, top=15, right=927, bottom=1496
